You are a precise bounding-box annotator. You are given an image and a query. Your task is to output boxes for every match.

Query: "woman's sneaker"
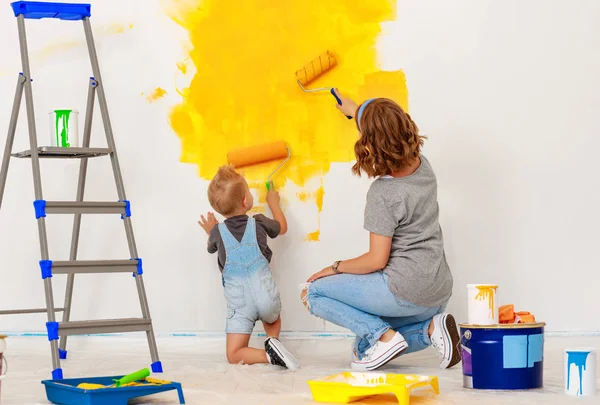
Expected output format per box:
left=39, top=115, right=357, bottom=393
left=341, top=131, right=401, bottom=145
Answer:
left=430, top=313, right=462, bottom=369
left=265, top=337, right=300, bottom=370
left=351, top=332, right=408, bottom=371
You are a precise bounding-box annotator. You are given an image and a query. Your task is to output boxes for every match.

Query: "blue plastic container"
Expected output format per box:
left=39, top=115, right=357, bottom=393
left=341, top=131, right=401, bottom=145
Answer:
left=460, top=322, right=545, bottom=390
left=41, top=375, right=185, bottom=405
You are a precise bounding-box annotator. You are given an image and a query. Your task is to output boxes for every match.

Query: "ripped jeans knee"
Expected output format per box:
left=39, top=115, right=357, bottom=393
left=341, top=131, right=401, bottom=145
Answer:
left=299, top=282, right=312, bottom=312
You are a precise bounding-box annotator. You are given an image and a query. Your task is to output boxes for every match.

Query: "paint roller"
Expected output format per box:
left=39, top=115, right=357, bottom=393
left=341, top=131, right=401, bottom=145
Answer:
left=295, top=51, right=352, bottom=119
left=227, top=140, right=290, bottom=191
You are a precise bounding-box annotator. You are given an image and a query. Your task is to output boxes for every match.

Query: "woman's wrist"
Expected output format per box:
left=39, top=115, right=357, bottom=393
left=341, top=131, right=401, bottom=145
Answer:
left=332, top=260, right=342, bottom=274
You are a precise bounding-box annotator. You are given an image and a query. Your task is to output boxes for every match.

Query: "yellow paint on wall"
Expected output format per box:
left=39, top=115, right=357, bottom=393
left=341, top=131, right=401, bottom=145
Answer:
left=145, top=87, right=168, bottom=103
left=165, top=0, right=408, bottom=240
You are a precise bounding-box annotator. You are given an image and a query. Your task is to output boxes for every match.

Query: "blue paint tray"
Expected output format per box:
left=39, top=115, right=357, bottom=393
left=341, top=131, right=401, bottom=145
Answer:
left=41, top=375, right=185, bottom=405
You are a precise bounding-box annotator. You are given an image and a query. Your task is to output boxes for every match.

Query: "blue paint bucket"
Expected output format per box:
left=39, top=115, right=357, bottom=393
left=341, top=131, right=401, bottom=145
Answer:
left=459, top=322, right=545, bottom=390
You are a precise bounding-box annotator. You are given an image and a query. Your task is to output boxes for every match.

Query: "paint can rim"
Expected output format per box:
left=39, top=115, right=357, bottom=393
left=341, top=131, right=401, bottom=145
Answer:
left=466, top=284, right=498, bottom=288
left=565, top=347, right=596, bottom=353
left=459, top=322, right=546, bottom=329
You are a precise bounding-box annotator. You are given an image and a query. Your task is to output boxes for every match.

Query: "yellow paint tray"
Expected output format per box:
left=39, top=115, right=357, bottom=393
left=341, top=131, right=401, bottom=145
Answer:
left=307, top=372, right=439, bottom=405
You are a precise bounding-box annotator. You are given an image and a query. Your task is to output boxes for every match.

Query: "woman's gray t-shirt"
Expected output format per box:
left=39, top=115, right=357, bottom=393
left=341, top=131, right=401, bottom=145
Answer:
left=363, top=155, right=453, bottom=307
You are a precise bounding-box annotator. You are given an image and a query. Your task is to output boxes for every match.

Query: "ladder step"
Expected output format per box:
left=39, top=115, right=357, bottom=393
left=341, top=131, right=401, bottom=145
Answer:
left=58, top=318, right=152, bottom=336
left=51, top=260, right=140, bottom=274
left=44, top=201, right=127, bottom=215
left=12, top=2, right=91, bottom=21
left=12, top=146, right=111, bottom=159
left=0, top=308, right=64, bottom=315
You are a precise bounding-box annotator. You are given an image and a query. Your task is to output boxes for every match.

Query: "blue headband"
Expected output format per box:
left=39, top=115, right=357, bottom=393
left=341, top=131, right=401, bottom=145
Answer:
left=357, top=98, right=376, bottom=132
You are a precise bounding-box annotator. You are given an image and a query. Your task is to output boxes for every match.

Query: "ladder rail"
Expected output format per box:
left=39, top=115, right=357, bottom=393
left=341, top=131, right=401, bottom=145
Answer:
left=60, top=77, right=96, bottom=354
left=82, top=17, right=160, bottom=365
left=0, top=75, right=25, bottom=208
left=16, top=13, right=61, bottom=374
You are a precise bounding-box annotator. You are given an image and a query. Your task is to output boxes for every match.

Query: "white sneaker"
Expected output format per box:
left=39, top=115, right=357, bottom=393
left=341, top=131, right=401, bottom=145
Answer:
left=430, top=313, right=461, bottom=369
left=351, top=332, right=408, bottom=371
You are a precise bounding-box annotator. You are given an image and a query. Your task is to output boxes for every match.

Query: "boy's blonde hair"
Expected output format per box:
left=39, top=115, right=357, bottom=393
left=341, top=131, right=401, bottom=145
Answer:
left=208, top=165, right=247, bottom=216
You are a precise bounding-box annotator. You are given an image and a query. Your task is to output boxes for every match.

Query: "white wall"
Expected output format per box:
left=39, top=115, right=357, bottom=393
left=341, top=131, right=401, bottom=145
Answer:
left=0, top=0, right=598, bottom=334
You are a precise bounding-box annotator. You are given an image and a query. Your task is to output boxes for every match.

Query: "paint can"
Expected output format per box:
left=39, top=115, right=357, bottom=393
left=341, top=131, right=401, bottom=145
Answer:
left=0, top=335, right=6, bottom=400
left=564, top=348, right=596, bottom=396
left=49, top=109, right=79, bottom=147
left=467, top=284, right=498, bottom=325
left=460, top=323, right=545, bottom=390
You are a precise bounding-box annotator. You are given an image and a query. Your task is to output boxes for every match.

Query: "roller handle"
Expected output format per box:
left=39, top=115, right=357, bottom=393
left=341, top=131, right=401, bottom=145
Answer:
left=266, top=180, right=274, bottom=191
left=330, top=89, right=352, bottom=119
left=113, top=368, right=150, bottom=387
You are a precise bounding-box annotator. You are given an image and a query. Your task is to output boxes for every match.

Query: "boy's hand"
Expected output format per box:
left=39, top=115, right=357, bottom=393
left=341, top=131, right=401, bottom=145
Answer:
left=332, top=88, right=358, bottom=119
left=266, top=186, right=280, bottom=207
left=307, top=266, right=336, bottom=283
left=198, top=212, right=219, bottom=235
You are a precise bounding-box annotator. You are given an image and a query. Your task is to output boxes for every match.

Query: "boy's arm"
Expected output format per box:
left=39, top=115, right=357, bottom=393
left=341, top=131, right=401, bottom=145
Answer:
left=266, top=186, right=287, bottom=235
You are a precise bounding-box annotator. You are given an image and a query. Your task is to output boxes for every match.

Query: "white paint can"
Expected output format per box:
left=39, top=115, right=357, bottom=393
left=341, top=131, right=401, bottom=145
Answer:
left=565, top=348, right=596, bottom=396
left=466, top=284, right=498, bottom=325
left=49, top=109, right=79, bottom=147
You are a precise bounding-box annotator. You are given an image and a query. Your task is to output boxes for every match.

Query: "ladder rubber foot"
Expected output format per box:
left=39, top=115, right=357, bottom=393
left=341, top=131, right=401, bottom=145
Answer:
left=51, top=368, right=63, bottom=380
left=58, top=349, right=67, bottom=360
left=151, top=361, right=163, bottom=373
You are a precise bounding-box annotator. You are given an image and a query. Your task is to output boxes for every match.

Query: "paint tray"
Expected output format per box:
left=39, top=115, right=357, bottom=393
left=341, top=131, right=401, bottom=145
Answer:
left=41, top=375, right=185, bottom=405
left=307, top=372, right=439, bottom=405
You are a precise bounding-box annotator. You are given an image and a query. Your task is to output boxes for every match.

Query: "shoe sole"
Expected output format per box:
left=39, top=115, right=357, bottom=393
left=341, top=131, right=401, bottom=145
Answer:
left=266, top=338, right=300, bottom=371
left=440, top=314, right=462, bottom=369
left=352, top=339, right=409, bottom=371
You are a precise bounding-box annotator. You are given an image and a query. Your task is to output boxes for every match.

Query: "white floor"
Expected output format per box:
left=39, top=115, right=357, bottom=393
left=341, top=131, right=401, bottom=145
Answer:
left=0, top=335, right=598, bottom=404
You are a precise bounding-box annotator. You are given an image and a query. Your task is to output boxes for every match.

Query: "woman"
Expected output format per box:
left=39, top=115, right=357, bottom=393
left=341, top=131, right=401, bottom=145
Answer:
left=301, top=90, right=461, bottom=371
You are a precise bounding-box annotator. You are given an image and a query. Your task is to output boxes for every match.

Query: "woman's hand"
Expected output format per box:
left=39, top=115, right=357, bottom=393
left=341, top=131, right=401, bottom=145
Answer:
left=332, top=88, right=358, bottom=119
left=307, top=266, right=336, bottom=283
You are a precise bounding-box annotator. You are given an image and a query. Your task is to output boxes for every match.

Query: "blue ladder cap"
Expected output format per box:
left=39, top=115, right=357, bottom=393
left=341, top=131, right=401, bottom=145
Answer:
left=132, top=258, right=143, bottom=277
left=120, top=200, right=131, bottom=218
left=58, top=349, right=67, bottom=360
left=33, top=200, right=46, bottom=218
left=11, top=2, right=91, bottom=21
left=151, top=361, right=163, bottom=373
left=46, top=321, right=59, bottom=341
left=51, top=368, right=63, bottom=380
left=39, top=260, right=53, bottom=279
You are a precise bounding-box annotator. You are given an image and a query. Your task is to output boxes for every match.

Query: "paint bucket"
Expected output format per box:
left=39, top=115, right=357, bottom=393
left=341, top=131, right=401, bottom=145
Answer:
left=49, top=109, right=79, bottom=147
left=467, top=284, right=498, bottom=325
left=0, top=335, right=6, bottom=400
left=564, top=348, right=596, bottom=396
left=460, top=323, right=545, bottom=390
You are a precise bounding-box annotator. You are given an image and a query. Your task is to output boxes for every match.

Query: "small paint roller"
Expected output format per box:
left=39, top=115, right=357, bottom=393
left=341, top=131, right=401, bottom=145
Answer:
left=76, top=368, right=151, bottom=390
left=227, top=140, right=290, bottom=191
left=295, top=51, right=352, bottom=119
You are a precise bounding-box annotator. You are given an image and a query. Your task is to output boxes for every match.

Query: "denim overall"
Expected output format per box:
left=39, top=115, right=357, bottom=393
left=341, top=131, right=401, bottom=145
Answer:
left=219, top=217, right=281, bottom=334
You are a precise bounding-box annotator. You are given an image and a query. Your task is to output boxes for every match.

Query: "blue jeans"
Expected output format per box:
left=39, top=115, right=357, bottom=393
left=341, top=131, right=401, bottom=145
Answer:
left=306, top=272, right=446, bottom=359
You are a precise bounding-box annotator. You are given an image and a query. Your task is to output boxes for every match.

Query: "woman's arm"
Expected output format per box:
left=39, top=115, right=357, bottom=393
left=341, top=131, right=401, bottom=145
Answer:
left=307, top=232, right=392, bottom=282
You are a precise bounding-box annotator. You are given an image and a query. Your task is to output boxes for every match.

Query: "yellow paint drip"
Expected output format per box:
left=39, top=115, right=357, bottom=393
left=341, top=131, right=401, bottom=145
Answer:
left=165, top=0, right=408, bottom=186
left=475, top=285, right=498, bottom=319
left=176, top=61, right=188, bottom=74
left=146, top=88, right=168, bottom=103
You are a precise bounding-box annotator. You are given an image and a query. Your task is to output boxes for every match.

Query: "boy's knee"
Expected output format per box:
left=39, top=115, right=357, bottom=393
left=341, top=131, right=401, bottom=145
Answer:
left=226, top=351, right=239, bottom=364
left=300, top=284, right=311, bottom=311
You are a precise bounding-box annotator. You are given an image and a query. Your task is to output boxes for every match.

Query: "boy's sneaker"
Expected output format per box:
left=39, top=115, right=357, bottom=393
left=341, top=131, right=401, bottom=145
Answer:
left=351, top=332, right=408, bottom=371
left=265, top=337, right=300, bottom=370
left=430, top=313, right=462, bottom=369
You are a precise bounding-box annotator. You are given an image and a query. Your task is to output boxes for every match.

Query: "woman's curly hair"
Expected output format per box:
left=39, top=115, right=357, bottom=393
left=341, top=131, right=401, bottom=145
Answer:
left=352, top=98, right=425, bottom=177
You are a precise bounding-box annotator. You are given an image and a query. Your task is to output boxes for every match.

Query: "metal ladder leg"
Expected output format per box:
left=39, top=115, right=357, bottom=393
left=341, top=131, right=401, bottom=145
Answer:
left=82, top=17, right=161, bottom=369
left=0, top=74, right=25, bottom=209
left=59, top=78, right=97, bottom=358
left=16, top=14, right=61, bottom=378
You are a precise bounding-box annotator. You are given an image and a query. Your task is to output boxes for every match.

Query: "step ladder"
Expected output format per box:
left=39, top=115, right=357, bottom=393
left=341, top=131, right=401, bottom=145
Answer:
left=0, top=2, right=162, bottom=379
